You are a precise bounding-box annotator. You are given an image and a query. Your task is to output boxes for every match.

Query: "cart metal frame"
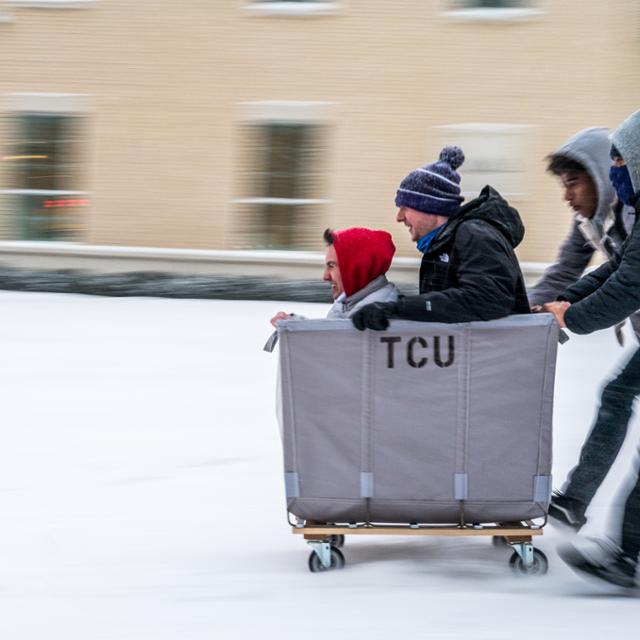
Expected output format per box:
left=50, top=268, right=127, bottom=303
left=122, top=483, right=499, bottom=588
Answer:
left=292, top=519, right=548, bottom=575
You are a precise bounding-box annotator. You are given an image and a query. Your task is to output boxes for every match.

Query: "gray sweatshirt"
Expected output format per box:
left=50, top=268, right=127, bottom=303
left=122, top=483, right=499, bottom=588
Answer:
left=528, top=127, right=639, bottom=337
left=325, top=275, right=398, bottom=319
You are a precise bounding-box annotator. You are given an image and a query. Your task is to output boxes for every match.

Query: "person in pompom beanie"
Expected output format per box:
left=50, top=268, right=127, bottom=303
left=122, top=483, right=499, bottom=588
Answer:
left=351, top=145, right=530, bottom=330
left=265, top=227, right=398, bottom=349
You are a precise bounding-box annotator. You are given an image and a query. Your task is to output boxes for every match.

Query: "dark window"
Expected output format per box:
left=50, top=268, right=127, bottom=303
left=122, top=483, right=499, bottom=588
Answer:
left=4, top=113, right=87, bottom=240
left=237, top=122, right=327, bottom=250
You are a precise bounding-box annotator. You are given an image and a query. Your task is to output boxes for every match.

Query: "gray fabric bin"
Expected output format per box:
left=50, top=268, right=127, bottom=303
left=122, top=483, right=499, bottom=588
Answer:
left=277, top=314, right=558, bottom=525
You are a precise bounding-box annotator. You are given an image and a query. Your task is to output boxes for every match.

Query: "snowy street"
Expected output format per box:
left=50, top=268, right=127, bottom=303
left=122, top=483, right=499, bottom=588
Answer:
left=1, top=291, right=639, bottom=640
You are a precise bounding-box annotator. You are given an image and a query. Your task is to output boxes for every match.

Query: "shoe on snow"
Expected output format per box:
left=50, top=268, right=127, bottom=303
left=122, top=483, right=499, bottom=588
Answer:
left=558, top=538, right=638, bottom=590
left=548, top=492, right=587, bottom=531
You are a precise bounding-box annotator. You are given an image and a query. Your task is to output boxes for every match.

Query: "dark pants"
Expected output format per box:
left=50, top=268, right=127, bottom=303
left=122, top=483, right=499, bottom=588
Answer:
left=564, top=346, right=640, bottom=559
left=622, top=468, right=640, bottom=559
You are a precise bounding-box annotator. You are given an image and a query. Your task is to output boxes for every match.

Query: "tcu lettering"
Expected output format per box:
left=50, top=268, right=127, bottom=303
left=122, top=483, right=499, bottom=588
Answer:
left=380, top=336, right=455, bottom=369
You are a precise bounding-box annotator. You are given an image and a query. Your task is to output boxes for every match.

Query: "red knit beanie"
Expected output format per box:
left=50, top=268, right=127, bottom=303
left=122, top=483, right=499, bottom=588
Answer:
left=331, top=228, right=396, bottom=298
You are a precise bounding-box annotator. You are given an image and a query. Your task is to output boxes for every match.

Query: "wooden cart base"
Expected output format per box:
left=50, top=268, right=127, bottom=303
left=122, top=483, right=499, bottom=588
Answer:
left=292, top=523, right=547, bottom=575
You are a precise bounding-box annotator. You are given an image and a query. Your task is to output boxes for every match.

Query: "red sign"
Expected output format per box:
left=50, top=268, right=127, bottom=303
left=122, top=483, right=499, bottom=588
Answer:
left=43, top=199, right=89, bottom=209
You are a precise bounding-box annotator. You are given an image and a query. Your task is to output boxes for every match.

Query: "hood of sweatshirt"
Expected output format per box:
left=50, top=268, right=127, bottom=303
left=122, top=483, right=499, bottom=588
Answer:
left=550, top=126, right=616, bottom=238
left=332, top=227, right=396, bottom=297
left=612, top=109, right=640, bottom=196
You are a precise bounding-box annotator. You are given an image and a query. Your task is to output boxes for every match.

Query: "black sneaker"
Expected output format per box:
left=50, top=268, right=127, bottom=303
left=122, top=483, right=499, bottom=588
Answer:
left=558, top=538, right=638, bottom=590
left=548, top=491, right=587, bottom=531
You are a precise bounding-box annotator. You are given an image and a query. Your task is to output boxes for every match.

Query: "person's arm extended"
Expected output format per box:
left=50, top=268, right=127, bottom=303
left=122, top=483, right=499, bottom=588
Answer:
left=564, top=225, right=640, bottom=334
left=557, top=259, right=616, bottom=304
left=528, top=220, right=594, bottom=307
left=395, top=221, right=521, bottom=323
left=264, top=312, right=307, bottom=352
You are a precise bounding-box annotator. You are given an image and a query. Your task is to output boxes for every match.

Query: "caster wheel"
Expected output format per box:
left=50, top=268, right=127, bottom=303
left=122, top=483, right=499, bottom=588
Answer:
left=509, top=549, right=549, bottom=576
left=308, top=547, right=345, bottom=573
left=492, top=536, right=509, bottom=548
left=329, top=534, right=345, bottom=548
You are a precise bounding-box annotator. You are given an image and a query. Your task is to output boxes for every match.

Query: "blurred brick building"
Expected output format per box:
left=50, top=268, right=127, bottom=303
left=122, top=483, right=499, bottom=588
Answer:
left=0, top=0, right=638, bottom=262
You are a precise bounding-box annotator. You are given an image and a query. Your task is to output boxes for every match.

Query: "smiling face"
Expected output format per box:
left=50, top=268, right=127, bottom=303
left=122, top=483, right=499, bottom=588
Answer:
left=322, top=244, right=343, bottom=300
left=396, top=206, right=442, bottom=242
left=558, top=171, right=598, bottom=218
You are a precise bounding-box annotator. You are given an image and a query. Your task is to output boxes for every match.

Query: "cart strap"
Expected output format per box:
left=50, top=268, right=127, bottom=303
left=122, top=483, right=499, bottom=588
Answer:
left=454, top=473, right=468, bottom=500
left=360, top=472, right=374, bottom=498
left=284, top=472, right=300, bottom=498
left=533, top=475, right=552, bottom=503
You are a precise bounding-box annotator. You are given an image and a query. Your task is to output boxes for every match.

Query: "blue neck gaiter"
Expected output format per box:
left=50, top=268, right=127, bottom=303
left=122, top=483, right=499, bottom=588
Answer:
left=610, top=165, right=637, bottom=206
left=416, top=223, right=447, bottom=254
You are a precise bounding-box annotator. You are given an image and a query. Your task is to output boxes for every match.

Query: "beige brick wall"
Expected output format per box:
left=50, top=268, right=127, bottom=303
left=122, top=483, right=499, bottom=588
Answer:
left=1, top=0, right=639, bottom=261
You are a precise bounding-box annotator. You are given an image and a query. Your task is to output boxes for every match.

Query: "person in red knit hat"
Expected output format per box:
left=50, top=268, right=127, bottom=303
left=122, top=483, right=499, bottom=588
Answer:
left=269, top=227, right=398, bottom=328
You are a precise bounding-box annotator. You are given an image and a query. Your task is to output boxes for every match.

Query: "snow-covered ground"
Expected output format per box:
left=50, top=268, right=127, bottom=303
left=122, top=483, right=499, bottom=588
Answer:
left=1, top=291, right=638, bottom=640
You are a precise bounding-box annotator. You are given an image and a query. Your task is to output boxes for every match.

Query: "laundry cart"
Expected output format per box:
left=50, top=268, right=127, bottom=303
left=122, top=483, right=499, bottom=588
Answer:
left=275, top=314, right=559, bottom=575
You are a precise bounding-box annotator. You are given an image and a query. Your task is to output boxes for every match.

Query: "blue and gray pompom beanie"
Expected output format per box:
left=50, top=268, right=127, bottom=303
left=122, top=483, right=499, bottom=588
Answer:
left=395, top=146, right=465, bottom=216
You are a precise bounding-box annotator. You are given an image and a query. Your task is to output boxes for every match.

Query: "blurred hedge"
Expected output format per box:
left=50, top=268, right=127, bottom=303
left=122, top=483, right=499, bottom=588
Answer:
left=0, top=267, right=417, bottom=302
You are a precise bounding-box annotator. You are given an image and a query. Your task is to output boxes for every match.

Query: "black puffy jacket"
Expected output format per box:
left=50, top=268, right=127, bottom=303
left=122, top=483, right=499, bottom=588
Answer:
left=396, top=186, right=531, bottom=323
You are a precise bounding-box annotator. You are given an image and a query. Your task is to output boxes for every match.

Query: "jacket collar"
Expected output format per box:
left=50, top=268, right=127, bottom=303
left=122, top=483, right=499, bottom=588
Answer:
left=342, top=275, right=389, bottom=310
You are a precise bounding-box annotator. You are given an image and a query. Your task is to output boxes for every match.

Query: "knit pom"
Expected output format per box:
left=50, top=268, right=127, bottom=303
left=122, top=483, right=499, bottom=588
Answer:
left=439, top=146, right=465, bottom=170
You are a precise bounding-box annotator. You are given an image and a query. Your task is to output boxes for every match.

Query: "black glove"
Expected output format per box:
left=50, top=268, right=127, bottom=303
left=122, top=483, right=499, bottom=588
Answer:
left=351, top=302, right=398, bottom=331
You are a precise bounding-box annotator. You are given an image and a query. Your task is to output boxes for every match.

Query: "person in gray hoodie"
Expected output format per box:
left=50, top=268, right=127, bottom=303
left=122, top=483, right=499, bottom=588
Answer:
left=532, top=129, right=638, bottom=542
left=529, top=127, right=635, bottom=316
left=541, top=114, right=640, bottom=588
left=533, top=129, right=636, bottom=528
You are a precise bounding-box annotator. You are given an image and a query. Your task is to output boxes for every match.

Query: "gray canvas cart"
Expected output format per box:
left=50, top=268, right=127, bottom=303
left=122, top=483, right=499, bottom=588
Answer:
left=275, top=314, right=559, bottom=575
